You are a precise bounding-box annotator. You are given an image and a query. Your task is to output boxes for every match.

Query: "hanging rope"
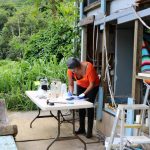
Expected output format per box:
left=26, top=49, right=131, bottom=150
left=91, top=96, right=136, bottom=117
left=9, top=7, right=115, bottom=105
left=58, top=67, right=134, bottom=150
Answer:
left=95, top=26, right=99, bottom=66
left=103, top=15, right=117, bottom=108
left=93, top=24, right=96, bottom=65
left=88, top=24, right=97, bottom=63
left=132, top=5, right=150, bottom=30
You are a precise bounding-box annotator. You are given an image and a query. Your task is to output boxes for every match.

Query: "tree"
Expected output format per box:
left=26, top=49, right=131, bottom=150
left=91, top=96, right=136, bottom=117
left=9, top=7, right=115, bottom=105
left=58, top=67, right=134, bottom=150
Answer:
left=0, top=9, right=8, bottom=31
left=0, top=4, right=48, bottom=60
left=0, top=3, right=16, bottom=16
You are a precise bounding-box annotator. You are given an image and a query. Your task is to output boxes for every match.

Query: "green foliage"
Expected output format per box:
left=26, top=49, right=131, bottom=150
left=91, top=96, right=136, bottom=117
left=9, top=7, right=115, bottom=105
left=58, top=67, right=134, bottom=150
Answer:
left=8, top=36, right=24, bottom=59
left=25, top=18, right=74, bottom=60
left=0, top=9, right=8, bottom=30
left=0, top=4, right=49, bottom=60
left=0, top=3, right=16, bottom=16
left=0, top=57, right=68, bottom=111
left=0, top=0, right=78, bottom=60
left=0, top=0, right=80, bottom=110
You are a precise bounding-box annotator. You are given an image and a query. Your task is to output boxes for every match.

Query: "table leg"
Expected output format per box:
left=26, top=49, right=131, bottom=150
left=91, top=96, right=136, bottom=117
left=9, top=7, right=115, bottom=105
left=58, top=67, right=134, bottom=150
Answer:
left=50, top=111, right=58, bottom=121
left=30, top=108, right=41, bottom=128
left=30, top=109, right=60, bottom=128
left=72, top=110, right=87, bottom=150
left=47, top=110, right=87, bottom=150
left=47, top=110, right=61, bottom=150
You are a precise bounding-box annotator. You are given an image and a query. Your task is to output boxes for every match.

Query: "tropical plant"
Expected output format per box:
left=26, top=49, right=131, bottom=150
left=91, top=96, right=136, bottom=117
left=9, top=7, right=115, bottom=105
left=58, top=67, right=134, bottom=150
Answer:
left=0, top=56, right=68, bottom=110
left=0, top=0, right=80, bottom=110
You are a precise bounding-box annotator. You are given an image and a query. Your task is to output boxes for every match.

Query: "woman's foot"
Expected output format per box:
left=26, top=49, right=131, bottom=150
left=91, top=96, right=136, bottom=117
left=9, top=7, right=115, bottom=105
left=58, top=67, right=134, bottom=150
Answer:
left=86, top=131, right=92, bottom=138
left=75, top=128, right=85, bottom=135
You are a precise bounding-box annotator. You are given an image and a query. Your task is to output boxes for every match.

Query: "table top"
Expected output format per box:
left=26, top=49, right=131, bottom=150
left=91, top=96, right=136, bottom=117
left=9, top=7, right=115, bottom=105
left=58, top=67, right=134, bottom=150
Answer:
left=25, top=91, right=93, bottom=111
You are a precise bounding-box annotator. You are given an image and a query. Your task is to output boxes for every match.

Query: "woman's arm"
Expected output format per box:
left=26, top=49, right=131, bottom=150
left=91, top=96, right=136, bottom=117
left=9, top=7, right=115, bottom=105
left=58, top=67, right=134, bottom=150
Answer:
left=68, top=76, right=74, bottom=94
left=83, top=82, right=94, bottom=95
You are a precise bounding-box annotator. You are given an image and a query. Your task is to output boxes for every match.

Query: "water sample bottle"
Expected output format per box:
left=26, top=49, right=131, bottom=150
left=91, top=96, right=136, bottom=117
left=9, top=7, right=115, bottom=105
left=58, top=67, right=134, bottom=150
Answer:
left=61, top=83, right=67, bottom=97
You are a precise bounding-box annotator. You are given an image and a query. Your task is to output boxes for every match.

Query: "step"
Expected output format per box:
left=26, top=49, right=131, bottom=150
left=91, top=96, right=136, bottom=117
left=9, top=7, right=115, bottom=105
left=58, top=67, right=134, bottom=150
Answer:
left=105, top=137, right=127, bottom=149
left=118, top=104, right=149, bottom=110
left=105, top=136, right=150, bottom=148
left=117, top=124, right=142, bottom=129
left=126, top=136, right=150, bottom=144
left=124, top=124, right=142, bottom=128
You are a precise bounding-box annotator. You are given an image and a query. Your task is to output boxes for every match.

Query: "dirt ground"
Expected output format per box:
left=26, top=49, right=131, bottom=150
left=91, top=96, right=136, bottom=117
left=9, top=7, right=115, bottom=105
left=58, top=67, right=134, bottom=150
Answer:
left=8, top=111, right=105, bottom=150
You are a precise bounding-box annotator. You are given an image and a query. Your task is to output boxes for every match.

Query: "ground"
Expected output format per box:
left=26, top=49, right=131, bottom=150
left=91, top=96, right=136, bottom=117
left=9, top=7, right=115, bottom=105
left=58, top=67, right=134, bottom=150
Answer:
left=8, top=111, right=105, bottom=150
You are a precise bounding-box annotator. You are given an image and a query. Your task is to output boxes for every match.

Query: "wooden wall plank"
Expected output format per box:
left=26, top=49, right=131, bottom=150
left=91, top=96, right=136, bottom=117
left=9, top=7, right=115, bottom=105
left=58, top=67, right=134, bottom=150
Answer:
left=132, top=20, right=143, bottom=102
left=118, top=8, right=150, bottom=24
left=95, top=7, right=150, bottom=26
left=0, top=125, right=18, bottom=137
left=84, top=1, right=100, bottom=12
left=94, top=7, right=133, bottom=25
left=81, top=27, right=87, bottom=61
left=79, top=15, right=95, bottom=26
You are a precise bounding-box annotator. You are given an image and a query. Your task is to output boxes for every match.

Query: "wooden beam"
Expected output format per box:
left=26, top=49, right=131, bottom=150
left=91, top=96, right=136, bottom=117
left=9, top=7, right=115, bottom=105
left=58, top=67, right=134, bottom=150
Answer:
left=118, top=8, right=150, bottom=24
left=132, top=20, right=143, bottom=102
left=79, top=16, right=95, bottom=26
left=95, top=7, right=150, bottom=25
left=0, top=125, right=18, bottom=137
left=81, top=27, right=87, bottom=61
left=94, top=7, right=133, bottom=25
left=135, top=0, right=150, bottom=6
left=84, top=1, right=100, bottom=13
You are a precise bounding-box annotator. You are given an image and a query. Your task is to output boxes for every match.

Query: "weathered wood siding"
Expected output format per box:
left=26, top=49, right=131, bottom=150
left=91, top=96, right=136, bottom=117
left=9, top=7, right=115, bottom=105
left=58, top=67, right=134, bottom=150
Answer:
left=110, top=0, right=135, bottom=14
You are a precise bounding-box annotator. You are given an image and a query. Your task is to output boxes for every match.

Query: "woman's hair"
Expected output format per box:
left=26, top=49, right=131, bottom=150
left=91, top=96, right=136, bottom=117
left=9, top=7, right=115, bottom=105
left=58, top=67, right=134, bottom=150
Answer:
left=67, top=57, right=81, bottom=69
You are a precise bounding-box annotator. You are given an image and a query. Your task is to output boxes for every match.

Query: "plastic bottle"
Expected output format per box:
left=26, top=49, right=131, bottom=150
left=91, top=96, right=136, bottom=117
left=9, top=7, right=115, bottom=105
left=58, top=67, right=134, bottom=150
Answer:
left=61, top=83, right=67, bottom=97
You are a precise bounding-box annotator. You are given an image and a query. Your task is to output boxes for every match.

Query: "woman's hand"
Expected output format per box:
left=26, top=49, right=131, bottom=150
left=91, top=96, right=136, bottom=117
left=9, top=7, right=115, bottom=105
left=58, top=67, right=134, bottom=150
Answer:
left=68, top=76, right=74, bottom=94
left=78, top=93, right=85, bottom=99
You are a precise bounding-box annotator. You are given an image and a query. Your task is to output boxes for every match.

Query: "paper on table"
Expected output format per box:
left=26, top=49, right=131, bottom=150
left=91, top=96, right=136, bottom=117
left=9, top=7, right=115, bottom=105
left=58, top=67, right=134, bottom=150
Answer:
left=47, top=96, right=87, bottom=103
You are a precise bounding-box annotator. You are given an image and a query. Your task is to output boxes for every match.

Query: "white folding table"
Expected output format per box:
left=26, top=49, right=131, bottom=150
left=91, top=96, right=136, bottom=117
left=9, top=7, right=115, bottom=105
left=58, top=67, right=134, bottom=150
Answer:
left=25, top=91, right=94, bottom=150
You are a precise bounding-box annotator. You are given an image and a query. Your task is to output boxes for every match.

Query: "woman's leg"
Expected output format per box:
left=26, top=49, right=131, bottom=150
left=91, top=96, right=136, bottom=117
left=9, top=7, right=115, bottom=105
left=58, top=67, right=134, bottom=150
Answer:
left=86, top=86, right=99, bottom=138
left=75, top=85, right=86, bottom=134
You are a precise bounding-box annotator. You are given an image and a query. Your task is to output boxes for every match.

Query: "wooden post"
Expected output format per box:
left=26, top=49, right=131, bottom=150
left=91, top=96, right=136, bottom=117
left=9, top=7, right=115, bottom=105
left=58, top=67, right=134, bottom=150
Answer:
left=101, top=0, right=106, bottom=14
left=81, top=27, right=87, bottom=61
left=132, top=20, right=143, bottom=103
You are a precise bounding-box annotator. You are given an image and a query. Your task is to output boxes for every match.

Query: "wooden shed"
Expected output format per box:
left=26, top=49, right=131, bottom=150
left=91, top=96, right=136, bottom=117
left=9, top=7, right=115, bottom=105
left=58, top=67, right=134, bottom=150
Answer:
left=78, top=0, right=150, bottom=137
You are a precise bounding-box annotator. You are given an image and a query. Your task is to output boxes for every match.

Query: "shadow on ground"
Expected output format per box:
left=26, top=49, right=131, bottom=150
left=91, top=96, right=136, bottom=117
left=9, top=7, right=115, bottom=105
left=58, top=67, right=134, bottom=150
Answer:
left=8, top=111, right=105, bottom=150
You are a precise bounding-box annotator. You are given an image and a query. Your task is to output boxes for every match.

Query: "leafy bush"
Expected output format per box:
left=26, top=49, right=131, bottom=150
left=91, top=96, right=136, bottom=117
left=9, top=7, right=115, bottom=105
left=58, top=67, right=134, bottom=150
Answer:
left=0, top=57, right=68, bottom=111
left=25, top=18, right=74, bottom=61
left=0, top=0, right=79, bottom=111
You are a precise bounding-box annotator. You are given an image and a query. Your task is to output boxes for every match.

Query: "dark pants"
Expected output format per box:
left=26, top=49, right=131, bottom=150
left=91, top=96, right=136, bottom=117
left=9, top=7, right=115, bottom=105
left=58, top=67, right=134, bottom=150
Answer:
left=77, top=85, right=99, bottom=133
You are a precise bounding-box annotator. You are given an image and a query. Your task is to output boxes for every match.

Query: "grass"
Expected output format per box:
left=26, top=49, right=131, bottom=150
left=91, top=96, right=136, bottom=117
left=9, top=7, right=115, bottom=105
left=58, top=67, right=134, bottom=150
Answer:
left=0, top=57, right=68, bottom=111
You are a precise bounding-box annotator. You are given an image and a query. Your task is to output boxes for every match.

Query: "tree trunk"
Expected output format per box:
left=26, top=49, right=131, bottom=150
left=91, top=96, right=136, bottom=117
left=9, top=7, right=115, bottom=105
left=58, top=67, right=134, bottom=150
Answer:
left=10, top=26, right=14, bottom=37
left=18, top=18, right=21, bottom=37
left=50, top=0, right=57, bottom=16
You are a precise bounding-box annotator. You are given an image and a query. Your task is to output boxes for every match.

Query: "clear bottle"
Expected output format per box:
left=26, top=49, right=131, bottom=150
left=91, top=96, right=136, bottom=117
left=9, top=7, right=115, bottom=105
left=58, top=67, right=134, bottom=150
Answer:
left=61, top=83, right=67, bottom=97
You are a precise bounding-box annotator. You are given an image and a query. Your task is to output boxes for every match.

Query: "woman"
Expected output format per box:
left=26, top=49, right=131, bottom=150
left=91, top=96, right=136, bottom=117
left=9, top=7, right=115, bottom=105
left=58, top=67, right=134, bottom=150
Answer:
left=67, top=57, right=100, bottom=138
